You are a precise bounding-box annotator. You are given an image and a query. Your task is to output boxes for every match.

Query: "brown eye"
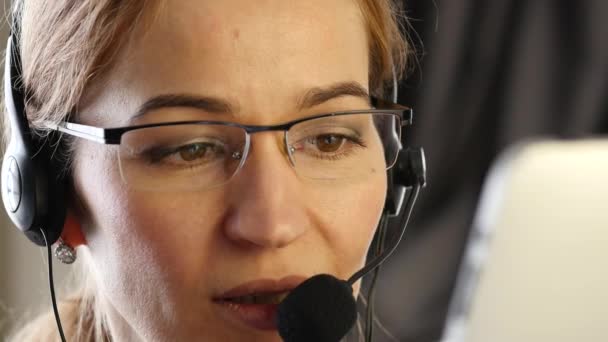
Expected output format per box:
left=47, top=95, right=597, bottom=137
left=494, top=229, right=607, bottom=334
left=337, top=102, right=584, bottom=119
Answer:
left=178, top=144, right=209, bottom=161
left=315, top=134, right=345, bottom=153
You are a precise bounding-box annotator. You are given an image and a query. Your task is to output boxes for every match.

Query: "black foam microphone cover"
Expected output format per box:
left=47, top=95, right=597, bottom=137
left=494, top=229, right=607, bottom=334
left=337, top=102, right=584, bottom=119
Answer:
left=277, top=274, right=357, bottom=342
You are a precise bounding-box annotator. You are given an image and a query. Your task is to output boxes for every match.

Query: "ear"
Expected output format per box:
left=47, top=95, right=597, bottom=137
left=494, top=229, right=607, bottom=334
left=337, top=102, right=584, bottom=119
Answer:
left=60, top=210, right=87, bottom=247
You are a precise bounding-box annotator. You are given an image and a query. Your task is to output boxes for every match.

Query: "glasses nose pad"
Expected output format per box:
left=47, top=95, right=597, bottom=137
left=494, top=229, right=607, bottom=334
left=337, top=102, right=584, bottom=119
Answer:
left=284, top=131, right=297, bottom=168
left=231, top=151, right=243, bottom=160
left=231, top=133, right=251, bottom=178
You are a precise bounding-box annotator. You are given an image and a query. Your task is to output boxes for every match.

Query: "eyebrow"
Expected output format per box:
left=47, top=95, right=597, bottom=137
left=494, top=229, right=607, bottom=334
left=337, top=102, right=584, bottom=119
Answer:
left=130, top=81, right=370, bottom=121
left=131, top=94, right=236, bottom=121
left=296, top=81, right=370, bottom=110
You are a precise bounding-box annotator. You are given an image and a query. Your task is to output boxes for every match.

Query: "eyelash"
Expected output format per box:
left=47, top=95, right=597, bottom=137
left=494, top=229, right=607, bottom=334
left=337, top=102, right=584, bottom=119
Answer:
left=296, top=133, right=367, bottom=160
left=140, top=142, right=222, bottom=164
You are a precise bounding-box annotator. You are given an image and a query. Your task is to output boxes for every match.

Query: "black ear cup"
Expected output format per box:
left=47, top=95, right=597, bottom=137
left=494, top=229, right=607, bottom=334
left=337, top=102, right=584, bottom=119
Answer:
left=385, top=147, right=427, bottom=217
left=1, top=35, right=67, bottom=246
left=395, top=147, right=427, bottom=188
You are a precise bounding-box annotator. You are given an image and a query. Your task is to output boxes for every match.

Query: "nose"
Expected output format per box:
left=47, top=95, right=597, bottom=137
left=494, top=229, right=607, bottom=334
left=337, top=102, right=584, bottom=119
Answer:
left=223, top=133, right=309, bottom=248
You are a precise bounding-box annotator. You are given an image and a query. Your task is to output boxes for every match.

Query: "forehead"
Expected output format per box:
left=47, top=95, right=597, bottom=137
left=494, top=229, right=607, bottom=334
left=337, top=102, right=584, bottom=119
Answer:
left=82, top=0, right=370, bottom=125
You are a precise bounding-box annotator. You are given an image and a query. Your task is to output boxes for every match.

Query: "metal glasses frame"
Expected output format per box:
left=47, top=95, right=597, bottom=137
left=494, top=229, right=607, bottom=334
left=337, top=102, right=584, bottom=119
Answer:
left=51, top=97, right=411, bottom=143
left=49, top=97, right=412, bottom=172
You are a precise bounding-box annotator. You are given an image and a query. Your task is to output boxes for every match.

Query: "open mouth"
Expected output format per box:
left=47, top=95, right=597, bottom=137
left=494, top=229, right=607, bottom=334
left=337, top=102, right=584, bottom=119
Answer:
left=220, top=290, right=290, bottom=305
left=212, top=276, right=306, bottom=330
left=213, top=291, right=291, bottom=331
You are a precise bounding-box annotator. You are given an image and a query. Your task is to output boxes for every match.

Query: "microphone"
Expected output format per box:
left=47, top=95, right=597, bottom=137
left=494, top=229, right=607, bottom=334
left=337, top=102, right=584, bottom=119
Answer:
left=277, top=274, right=357, bottom=342
left=277, top=182, right=422, bottom=342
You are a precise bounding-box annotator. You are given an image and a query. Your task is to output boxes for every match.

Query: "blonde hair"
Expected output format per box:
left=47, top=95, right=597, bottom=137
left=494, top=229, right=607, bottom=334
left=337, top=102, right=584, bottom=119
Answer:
left=7, top=250, right=108, bottom=341
left=4, top=0, right=410, bottom=340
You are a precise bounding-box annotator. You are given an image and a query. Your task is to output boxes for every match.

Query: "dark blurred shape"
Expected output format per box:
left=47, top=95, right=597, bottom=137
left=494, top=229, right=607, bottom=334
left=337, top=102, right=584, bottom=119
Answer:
left=277, top=274, right=356, bottom=342
left=373, top=1, right=608, bottom=341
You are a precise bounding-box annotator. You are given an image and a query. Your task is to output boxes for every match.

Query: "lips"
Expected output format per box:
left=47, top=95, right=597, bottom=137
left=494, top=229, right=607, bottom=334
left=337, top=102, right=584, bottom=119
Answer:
left=214, top=275, right=307, bottom=300
left=212, top=275, right=307, bottom=331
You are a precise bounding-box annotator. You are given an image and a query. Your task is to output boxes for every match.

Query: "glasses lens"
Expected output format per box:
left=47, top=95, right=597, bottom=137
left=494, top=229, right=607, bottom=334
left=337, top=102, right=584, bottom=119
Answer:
left=286, top=113, right=401, bottom=180
left=118, top=124, right=247, bottom=191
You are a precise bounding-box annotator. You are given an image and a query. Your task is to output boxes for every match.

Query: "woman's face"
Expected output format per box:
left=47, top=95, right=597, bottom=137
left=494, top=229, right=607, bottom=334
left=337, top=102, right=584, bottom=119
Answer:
left=72, top=0, right=386, bottom=340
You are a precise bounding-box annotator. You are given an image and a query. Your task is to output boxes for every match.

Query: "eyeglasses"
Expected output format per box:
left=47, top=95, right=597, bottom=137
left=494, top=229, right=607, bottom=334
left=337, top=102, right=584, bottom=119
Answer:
left=53, top=98, right=412, bottom=191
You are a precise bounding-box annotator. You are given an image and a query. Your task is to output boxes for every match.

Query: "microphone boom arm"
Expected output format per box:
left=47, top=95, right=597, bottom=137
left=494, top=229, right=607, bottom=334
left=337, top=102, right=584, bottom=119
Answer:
left=347, top=183, right=421, bottom=286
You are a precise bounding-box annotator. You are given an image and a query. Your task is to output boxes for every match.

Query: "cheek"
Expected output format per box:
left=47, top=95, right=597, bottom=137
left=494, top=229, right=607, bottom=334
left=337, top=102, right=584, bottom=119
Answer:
left=76, top=158, right=223, bottom=283
left=308, top=171, right=387, bottom=278
left=118, top=190, right=227, bottom=291
left=72, top=144, right=226, bottom=331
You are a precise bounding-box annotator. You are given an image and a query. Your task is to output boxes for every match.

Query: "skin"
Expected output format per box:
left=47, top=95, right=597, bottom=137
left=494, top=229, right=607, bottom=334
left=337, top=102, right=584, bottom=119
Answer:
left=70, top=0, right=387, bottom=340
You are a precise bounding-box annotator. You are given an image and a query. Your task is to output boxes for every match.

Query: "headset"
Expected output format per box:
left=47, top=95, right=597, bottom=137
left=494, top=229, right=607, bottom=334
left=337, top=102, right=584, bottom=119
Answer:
left=2, top=27, right=67, bottom=247
left=1, top=9, right=426, bottom=342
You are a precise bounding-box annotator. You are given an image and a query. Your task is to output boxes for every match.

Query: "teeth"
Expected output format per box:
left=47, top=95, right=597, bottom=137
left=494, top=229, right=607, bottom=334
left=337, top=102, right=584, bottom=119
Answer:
left=276, top=292, right=289, bottom=303
left=230, top=291, right=289, bottom=304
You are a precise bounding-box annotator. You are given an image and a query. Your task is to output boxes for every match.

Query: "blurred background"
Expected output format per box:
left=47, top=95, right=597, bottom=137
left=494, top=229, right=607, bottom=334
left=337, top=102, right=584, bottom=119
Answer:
left=1, top=0, right=607, bottom=341
left=373, top=0, right=607, bottom=341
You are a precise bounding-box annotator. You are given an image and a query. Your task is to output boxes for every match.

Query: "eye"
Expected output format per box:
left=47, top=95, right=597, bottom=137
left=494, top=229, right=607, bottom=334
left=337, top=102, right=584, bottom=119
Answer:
left=142, top=141, right=226, bottom=165
left=289, top=132, right=366, bottom=161
left=312, top=134, right=346, bottom=153
left=177, top=143, right=213, bottom=161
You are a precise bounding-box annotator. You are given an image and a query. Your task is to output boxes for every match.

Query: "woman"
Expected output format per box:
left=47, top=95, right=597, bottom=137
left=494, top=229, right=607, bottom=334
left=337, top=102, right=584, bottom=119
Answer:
left=6, top=0, right=410, bottom=340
